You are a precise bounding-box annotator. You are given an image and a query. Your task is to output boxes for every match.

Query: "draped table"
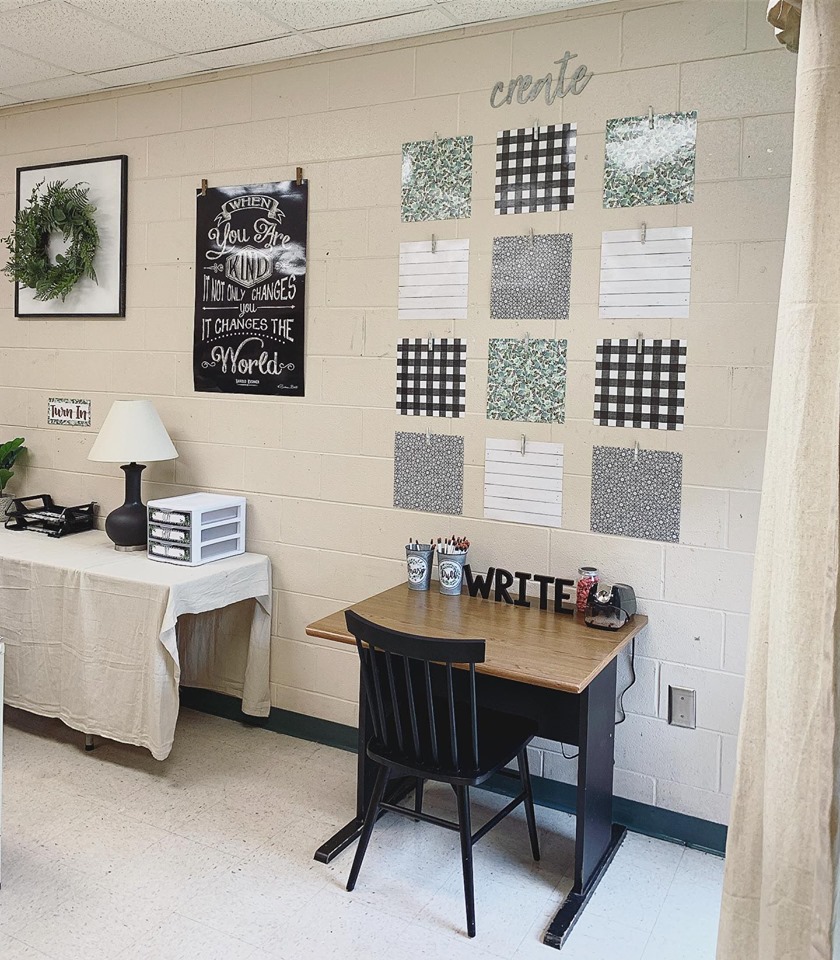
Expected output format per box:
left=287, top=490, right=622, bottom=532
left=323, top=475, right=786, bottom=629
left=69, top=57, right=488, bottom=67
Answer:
left=0, top=528, right=271, bottom=759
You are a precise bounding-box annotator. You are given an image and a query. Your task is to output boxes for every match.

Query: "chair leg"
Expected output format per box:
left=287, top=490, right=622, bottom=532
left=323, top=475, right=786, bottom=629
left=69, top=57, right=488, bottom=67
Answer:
left=414, top=778, right=425, bottom=817
left=518, top=748, right=540, bottom=862
left=346, top=764, right=390, bottom=892
left=455, top=785, right=476, bottom=938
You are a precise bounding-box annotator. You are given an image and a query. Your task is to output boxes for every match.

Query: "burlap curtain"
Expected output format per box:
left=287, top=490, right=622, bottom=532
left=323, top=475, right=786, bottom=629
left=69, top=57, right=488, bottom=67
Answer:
left=716, top=2, right=839, bottom=958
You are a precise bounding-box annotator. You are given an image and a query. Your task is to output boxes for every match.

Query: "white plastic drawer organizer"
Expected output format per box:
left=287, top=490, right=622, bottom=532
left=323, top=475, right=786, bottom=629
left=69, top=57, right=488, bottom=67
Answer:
left=147, top=494, right=246, bottom=566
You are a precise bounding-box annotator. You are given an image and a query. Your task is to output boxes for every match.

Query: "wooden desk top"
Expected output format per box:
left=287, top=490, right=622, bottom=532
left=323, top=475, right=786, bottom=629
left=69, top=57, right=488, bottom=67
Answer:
left=306, top=584, right=647, bottom=695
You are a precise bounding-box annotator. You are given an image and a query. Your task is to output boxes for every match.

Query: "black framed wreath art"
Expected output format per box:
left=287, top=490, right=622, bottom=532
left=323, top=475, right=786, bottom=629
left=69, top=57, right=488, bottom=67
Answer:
left=3, top=155, right=128, bottom=318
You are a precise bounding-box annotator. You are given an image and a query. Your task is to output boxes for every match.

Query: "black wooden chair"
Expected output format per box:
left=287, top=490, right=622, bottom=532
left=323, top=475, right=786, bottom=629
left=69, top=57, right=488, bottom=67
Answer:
left=344, top=610, right=541, bottom=938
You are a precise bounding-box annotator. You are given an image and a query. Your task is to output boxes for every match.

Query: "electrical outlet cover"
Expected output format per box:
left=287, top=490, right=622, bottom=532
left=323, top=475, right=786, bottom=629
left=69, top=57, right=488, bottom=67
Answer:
left=668, top=685, right=696, bottom=728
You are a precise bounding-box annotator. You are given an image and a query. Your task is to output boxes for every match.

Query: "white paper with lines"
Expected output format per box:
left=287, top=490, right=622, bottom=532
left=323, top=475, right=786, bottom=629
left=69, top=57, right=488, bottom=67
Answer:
left=484, top=438, right=563, bottom=528
left=599, top=227, right=692, bottom=319
left=399, top=239, right=469, bottom=320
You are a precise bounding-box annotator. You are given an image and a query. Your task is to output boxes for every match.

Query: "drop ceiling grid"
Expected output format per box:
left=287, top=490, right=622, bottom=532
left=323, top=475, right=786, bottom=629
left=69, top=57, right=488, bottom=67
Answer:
left=0, top=0, right=618, bottom=106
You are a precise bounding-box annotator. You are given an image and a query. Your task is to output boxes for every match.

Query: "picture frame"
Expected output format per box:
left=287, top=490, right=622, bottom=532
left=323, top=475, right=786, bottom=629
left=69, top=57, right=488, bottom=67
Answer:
left=13, top=155, right=128, bottom=318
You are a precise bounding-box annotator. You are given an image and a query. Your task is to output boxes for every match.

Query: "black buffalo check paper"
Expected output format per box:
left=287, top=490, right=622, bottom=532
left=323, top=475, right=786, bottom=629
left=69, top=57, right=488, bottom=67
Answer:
left=396, top=338, right=467, bottom=418
left=495, top=123, right=577, bottom=215
left=594, top=338, right=687, bottom=430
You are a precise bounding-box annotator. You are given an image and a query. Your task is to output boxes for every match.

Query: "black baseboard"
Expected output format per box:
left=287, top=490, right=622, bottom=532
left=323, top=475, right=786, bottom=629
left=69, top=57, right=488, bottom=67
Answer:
left=181, top=687, right=727, bottom=856
left=179, top=687, right=358, bottom=752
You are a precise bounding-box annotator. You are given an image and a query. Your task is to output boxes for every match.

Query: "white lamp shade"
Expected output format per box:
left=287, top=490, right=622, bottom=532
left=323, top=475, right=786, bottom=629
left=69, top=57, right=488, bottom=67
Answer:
left=88, top=400, right=179, bottom=463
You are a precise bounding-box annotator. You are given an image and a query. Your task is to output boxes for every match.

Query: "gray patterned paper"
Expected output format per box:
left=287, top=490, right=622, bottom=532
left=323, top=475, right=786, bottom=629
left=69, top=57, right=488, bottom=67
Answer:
left=401, top=136, right=473, bottom=222
left=486, top=338, right=567, bottom=424
left=394, top=431, right=464, bottom=515
left=491, top=234, right=572, bottom=320
left=603, top=111, right=697, bottom=208
left=590, top=445, right=682, bottom=542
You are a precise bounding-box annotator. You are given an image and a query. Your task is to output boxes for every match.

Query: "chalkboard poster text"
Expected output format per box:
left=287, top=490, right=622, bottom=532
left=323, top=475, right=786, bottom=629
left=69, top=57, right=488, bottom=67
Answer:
left=193, top=180, right=307, bottom=396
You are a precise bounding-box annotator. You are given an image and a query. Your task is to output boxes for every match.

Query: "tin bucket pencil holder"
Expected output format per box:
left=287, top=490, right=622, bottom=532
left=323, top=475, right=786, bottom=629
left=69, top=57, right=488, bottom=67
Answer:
left=406, top=543, right=434, bottom=591
left=438, top=550, right=467, bottom=596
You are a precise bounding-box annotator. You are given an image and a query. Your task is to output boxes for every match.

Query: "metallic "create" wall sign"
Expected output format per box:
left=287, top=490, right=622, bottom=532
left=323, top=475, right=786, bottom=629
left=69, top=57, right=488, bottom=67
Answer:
left=490, top=51, right=594, bottom=107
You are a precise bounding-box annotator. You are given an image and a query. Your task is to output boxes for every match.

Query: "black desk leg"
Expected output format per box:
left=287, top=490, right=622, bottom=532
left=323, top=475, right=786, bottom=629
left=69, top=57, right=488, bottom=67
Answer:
left=544, top=659, right=627, bottom=949
left=314, top=678, right=415, bottom=864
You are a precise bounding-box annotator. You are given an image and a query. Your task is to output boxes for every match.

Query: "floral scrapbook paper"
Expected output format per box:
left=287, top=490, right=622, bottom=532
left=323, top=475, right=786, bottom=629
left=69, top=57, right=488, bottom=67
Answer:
left=486, top=338, right=567, bottom=424
left=590, top=445, right=683, bottom=543
left=393, top=431, right=464, bottom=515
left=603, top=111, right=698, bottom=208
left=490, top=234, right=572, bottom=320
left=401, top=135, right=473, bottom=222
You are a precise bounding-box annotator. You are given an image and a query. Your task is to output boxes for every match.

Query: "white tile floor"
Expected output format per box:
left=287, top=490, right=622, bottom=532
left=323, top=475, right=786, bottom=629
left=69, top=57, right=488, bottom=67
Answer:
left=0, top=707, right=725, bottom=960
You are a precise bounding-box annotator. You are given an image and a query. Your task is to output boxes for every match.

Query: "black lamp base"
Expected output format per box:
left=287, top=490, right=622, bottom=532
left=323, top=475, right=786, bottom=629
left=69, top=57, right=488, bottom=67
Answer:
left=105, top=462, right=148, bottom=551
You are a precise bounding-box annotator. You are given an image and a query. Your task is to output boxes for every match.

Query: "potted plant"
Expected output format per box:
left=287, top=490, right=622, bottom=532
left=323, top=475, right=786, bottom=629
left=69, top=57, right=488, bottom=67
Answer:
left=0, top=437, right=26, bottom=517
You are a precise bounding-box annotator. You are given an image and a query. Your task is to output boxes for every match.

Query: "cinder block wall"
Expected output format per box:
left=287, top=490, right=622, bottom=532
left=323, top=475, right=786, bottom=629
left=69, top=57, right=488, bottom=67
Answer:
left=0, top=0, right=795, bottom=824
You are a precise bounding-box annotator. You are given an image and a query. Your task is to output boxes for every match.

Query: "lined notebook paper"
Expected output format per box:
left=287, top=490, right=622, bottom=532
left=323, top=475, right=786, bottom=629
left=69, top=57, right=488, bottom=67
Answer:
left=398, top=239, right=469, bottom=320
left=599, top=226, right=692, bottom=319
left=484, top=438, right=563, bottom=528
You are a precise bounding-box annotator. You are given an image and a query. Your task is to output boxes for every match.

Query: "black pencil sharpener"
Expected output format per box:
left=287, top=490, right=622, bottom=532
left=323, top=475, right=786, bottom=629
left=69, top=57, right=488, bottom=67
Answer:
left=584, top=582, right=637, bottom=631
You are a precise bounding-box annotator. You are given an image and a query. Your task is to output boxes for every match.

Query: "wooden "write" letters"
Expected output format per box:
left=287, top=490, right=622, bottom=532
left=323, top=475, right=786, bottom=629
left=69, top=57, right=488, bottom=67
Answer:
left=463, top=565, right=574, bottom=615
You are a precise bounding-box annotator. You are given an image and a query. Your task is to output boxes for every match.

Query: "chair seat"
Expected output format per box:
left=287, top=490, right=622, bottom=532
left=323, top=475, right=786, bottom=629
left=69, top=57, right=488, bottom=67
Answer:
left=367, top=701, right=538, bottom=786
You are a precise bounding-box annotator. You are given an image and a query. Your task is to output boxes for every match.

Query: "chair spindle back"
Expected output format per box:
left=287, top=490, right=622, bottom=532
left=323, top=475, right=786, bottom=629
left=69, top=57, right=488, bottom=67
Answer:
left=346, top=610, right=485, bottom=773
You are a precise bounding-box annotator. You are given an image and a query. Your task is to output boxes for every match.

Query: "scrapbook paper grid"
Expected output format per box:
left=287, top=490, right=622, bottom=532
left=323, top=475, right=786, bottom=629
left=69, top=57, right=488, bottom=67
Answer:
left=394, top=431, right=464, bottom=515
left=603, top=111, right=698, bottom=208
left=487, top=338, right=567, bottom=424
left=398, top=239, right=469, bottom=321
left=495, top=123, right=576, bottom=215
left=590, top=445, right=683, bottom=542
left=401, top=135, right=473, bottom=222
left=484, top=438, right=564, bottom=528
left=396, top=338, right=467, bottom=418
left=594, top=338, right=687, bottom=430
left=491, top=233, right=572, bottom=320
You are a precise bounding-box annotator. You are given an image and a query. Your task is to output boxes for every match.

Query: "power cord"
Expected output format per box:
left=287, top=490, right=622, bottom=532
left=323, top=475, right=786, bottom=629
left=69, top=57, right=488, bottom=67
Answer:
left=615, top=636, right=637, bottom=725
left=554, top=635, right=637, bottom=761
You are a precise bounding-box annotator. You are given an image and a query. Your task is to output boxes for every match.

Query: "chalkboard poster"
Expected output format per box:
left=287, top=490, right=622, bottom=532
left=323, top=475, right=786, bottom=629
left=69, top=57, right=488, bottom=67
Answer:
left=193, top=180, right=307, bottom=396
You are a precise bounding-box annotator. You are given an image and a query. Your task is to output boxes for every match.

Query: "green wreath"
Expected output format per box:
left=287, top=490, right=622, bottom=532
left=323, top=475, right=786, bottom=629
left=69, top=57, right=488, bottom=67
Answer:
left=2, top=179, right=99, bottom=302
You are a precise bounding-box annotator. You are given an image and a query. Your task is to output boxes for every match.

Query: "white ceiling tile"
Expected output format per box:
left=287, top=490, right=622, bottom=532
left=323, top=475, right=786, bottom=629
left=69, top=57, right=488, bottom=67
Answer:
left=4, top=72, right=108, bottom=102
left=0, top=0, right=175, bottom=71
left=311, top=6, right=455, bottom=48
left=438, top=0, right=610, bottom=24
left=245, top=0, right=432, bottom=31
left=67, top=0, right=293, bottom=56
left=90, top=56, right=209, bottom=87
left=0, top=44, right=68, bottom=86
left=189, top=34, right=322, bottom=70
left=0, top=0, right=613, bottom=106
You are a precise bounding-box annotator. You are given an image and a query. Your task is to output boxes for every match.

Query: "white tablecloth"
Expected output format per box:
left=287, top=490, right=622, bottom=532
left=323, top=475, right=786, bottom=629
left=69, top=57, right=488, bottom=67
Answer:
left=0, top=529, right=271, bottom=759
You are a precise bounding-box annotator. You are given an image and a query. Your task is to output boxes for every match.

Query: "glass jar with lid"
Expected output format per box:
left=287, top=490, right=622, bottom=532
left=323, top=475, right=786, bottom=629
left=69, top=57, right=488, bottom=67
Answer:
left=576, top=566, right=599, bottom=614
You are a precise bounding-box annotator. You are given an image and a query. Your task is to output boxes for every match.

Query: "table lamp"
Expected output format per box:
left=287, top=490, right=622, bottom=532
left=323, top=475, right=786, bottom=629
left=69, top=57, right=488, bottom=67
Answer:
left=88, top=400, right=179, bottom=551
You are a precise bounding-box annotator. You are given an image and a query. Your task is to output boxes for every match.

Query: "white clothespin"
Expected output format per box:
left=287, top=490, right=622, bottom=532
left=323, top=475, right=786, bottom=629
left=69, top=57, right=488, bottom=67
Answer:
left=427, top=331, right=433, bottom=350
left=647, top=105, right=654, bottom=129
left=431, top=233, right=437, bottom=255
left=640, top=222, right=647, bottom=244
left=634, top=440, right=640, bottom=463
left=521, top=434, right=527, bottom=457
left=637, top=332, right=644, bottom=355
left=426, top=423, right=432, bottom=447
left=434, top=130, right=440, bottom=144
left=529, top=227, right=535, bottom=248
left=522, top=331, right=530, bottom=346
left=533, top=119, right=540, bottom=141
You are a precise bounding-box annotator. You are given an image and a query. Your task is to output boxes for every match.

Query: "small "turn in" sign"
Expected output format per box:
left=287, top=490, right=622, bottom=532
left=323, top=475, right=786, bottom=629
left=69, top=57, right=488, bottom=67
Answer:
left=47, top=398, right=91, bottom=427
